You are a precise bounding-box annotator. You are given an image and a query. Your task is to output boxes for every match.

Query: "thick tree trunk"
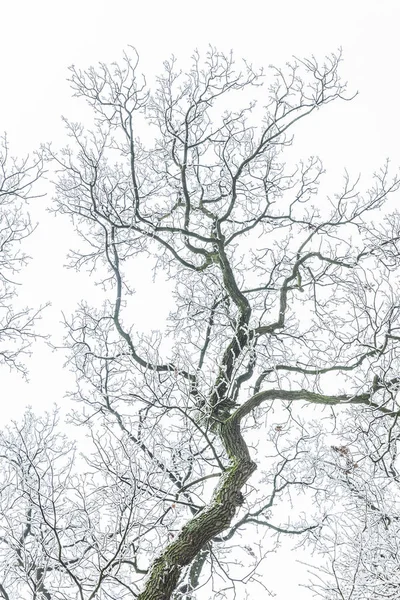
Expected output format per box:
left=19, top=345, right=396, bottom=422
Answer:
left=137, top=415, right=256, bottom=600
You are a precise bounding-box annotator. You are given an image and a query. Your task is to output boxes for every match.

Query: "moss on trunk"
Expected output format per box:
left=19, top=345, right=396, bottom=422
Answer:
left=137, top=415, right=257, bottom=600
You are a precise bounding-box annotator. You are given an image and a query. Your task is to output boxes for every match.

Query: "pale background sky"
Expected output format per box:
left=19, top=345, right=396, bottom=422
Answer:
left=1, top=0, right=399, bottom=597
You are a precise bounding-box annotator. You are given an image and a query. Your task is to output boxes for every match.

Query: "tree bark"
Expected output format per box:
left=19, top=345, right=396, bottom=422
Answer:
left=137, top=413, right=256, bottom=600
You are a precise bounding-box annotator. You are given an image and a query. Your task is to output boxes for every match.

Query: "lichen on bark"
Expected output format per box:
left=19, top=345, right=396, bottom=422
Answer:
left=137, top=411, right=257, bottom=600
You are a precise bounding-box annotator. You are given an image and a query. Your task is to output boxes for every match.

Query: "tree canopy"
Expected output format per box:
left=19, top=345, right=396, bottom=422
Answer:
left=1, top=48, right=400, bottom=600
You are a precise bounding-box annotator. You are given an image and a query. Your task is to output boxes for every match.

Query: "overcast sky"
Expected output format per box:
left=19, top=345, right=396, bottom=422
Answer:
left=1, top=1, right=400, bottom=597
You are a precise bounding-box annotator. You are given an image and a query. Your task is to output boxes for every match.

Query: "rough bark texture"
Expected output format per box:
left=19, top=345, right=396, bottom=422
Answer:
left=137, top=413, right=256, bottom=599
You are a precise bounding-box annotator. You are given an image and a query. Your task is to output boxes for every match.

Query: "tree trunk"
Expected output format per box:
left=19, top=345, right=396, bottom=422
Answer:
left=137, top=416, right=256, bottom=600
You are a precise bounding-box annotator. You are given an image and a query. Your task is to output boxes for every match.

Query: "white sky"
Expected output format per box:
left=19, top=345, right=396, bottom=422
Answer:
left=1, top=0, right=400, bottom=597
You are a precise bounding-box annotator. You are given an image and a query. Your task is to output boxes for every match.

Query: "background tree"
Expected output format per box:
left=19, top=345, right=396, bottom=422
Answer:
left=0, top=135, right=45, bottom=374
left=2, top=48, right=400, bottom=599
left=304, top=405, right=400, bottom=599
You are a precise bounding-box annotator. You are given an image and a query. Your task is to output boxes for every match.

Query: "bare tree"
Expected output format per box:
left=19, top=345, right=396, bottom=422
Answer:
left=2, top=47, right=400, bottom=599
left=0, top=135, right=46, bottom=374
left=0, top=408, right=155, bottom=600
left=302, top=405, right=400, bottom=599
